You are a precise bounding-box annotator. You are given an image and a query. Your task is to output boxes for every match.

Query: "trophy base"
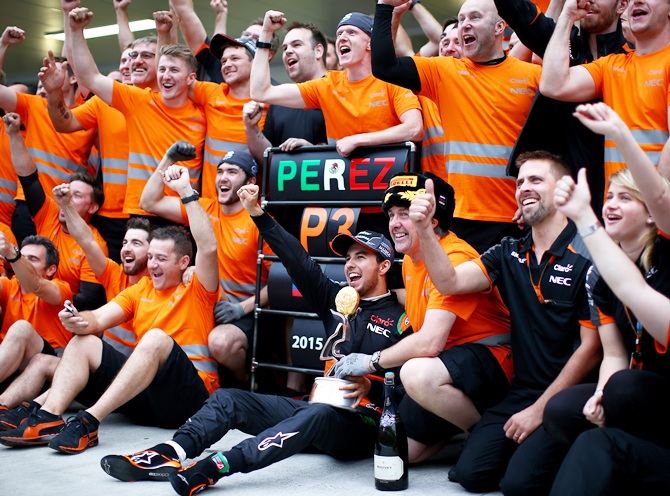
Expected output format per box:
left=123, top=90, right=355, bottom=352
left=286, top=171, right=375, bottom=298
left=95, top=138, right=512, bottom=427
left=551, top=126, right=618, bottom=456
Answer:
left=308, top=377, right=357, bottom=411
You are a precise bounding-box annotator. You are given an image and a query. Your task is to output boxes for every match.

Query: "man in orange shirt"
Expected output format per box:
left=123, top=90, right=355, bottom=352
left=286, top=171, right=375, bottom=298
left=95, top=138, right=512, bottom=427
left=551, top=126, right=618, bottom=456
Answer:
left=335, top=171, right=512, bottom=463
left=0, top=206, right=151, bottom=429
left=40, top=38, right=156, bottom=261
left=64, top=7, right=206, bottom=217
left=372, top=0, right=541, bottom=254
left=250, top=10, right=423, bottom=158
left=3, top=112, right=108, bottom=311
left=141, top=147, right=270, bottom=385
left=0, top=234, right=73, bottom=399
left=0, top=142, right=221, bottom=454
left=0, top=26, right=96, bottom=244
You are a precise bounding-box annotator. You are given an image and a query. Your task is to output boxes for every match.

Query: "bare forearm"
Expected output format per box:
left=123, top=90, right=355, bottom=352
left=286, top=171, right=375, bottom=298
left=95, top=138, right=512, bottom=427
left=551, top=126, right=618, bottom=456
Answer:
left=115, top=7, right=134, bottom=51
left=539, top=13, right=575, bottom=98
left=139, top=155, right=172, bottom=212
left=244, top=124, right=272, bottom=165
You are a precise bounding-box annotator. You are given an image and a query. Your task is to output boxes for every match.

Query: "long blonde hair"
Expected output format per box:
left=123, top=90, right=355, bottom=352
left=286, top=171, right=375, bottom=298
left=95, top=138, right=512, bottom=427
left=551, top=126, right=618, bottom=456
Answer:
left=607, top=169, right=663, bottom=272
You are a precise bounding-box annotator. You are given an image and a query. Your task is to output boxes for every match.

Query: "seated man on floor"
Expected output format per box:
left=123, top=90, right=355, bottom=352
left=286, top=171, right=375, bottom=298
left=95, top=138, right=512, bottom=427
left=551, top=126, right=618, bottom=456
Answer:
left=0, top=142, right=221, bottom=454
left=99, top=183, right=412, bottom=496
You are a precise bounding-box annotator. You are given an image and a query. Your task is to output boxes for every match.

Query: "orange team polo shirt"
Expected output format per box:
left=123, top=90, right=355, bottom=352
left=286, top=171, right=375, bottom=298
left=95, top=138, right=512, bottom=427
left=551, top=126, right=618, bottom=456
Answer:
left=73, top=96, right=130, bottom=219
left=97, top=259, right=142, bottom=356
left=297, top=71, right=421, bottom=142
left=110, top=81, right=206, bottom=216
left=179, top=199, right=272, bottom=302
left=583, top=44, right=670, bottom=181
left=403, top=232, right=512, bottom=378
left=13, top=93, right=96, bottom=201
left=33, top=196, right=109, bottom=294
left=192, top=81, right=266, bottom=199
left=112, top=272, right=221, bottom=394
left=418, top=95, right=447, bottom=181
left=0, top=121, right=19, bottom=225
left=0, top=221, right=17, bottom=276
left=413, top=55, right=541, bottom=223
left=0, top=276, right=73, bottom=352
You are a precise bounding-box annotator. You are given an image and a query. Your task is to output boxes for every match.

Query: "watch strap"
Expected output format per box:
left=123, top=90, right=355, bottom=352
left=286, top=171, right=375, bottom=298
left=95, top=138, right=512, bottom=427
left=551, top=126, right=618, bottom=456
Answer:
left=255, top=41, right=272, bottom=49
left=181, top=191, right=200, bottom=205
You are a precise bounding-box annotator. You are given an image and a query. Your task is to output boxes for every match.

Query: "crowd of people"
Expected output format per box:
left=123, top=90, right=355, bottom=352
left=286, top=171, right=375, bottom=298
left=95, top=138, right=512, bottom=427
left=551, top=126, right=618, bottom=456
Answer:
left=0, top=0, right=669, bottom=494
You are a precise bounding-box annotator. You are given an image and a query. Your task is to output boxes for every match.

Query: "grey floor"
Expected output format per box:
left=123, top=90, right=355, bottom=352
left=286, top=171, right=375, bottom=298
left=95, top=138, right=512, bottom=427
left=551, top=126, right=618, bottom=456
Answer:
left=0, top=410, right=503, bottom=496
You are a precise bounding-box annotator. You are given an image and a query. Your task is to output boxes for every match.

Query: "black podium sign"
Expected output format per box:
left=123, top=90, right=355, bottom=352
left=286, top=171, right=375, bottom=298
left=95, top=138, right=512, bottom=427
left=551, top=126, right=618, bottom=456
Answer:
left=265, top=144, right=413, bottom=203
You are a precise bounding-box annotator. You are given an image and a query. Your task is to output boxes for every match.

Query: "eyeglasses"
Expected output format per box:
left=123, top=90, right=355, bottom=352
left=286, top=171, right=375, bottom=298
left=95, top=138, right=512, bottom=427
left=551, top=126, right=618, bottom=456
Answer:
left=128, top=51, right=156, bottom=60
left=241, top=31, right=260, bottom=42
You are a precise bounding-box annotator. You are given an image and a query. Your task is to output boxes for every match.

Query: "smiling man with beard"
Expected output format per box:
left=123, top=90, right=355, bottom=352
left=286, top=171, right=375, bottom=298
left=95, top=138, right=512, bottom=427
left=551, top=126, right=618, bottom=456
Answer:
left=0, top=142, right=221, bottom=454
left=408, top=150, right=601, bottom=494
left=140, top=147, right=271, bottom=386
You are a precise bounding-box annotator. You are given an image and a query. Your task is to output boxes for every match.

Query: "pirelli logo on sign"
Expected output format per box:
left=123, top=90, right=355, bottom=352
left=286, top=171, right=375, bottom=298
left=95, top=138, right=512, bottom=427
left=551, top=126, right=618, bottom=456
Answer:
left=266, top=144, right=414, bottom=202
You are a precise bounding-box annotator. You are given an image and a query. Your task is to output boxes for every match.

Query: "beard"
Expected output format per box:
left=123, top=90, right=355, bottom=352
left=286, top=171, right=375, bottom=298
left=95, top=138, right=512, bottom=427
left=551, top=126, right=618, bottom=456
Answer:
left=523, top=201, right=555, bottom=226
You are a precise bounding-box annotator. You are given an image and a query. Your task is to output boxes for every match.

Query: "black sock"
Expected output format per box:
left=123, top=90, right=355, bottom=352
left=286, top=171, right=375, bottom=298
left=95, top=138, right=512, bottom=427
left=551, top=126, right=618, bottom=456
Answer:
left=149, top=442, right=179, bottom=460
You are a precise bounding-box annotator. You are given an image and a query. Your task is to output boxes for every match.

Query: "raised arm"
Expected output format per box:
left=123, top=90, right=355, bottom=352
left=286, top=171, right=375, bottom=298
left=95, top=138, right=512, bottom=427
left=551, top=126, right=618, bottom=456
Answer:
left=0, top=233, right=62, bottom=305
left=170, top=0, right=207, bottom=54
left=210, top=0, right=227, bottom=35
left=113, top=0, right=134, bottom=51
left=372, top=2, right=422, bottom=92
left=555, top=169, right=670, bottom=341
left=52, top=183, right=108, bottom=277
left=409, top=179, right=491, bottom=294
left=573, top=102, right=670, bottom=234
left=162, top=164, right=219, bottom=293
left=40, top=51, right=85, bottom=133
left=242, top=101, right=271, bottom=165
left=67, top=7, right=114, bottom=105
left=139, top=141, right=193, bottom=223
left=539, top=0, right=597, bottom=101
left=409, top=2, right=443, bottom=57
left=153, top=10, right=175, bottom=53
left=0, top=26, right=25, bottom=112
left=249, top=11, right=305, bottom=107
left=3, top=113, right=36, bottom=177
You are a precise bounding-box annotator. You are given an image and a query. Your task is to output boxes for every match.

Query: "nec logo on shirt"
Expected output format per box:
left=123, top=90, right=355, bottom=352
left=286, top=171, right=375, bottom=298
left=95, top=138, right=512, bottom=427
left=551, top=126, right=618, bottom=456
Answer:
left=548, top=275, right=571, bottom=286
left=645, top=79, right=665, bottom=87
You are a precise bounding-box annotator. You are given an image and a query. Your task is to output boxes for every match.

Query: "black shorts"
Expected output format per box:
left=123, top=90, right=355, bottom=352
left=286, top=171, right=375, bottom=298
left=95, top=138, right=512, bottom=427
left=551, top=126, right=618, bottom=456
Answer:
left=76, top=339, right=209, bottom=428
left=41, top=339, right=56, bottom=356
left=232, top=312, right=256, bottom=344
left=400, top=343, right=510, bottom=446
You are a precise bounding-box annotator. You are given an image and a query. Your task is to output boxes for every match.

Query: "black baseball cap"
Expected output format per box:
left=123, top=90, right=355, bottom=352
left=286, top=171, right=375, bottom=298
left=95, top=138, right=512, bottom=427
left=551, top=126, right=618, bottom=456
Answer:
left=210, top=35, right=256, bottom=60
left=381, top=171, right=456, bottom=231
left=218, top=151, right=258, bottom=178
left=330, top=230, right=394, bottom=262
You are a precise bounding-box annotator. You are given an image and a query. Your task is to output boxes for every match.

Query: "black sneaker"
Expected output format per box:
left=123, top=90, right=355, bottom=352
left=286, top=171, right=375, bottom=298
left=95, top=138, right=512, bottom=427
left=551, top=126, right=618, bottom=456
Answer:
left=169, top=452, right=230, bottom=495
left=169, top=466, right=215, bottom=496
left=48, top=410, right=99, bottom=454
left=101, top=449, right=181, bottom=481
left=0, top=400, right=40, bottom=431
left=0, top=408, right=65, bottom=447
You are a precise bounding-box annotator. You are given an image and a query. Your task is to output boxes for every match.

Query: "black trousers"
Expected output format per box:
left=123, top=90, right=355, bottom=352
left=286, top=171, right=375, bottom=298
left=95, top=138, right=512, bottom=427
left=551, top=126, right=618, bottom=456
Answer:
left=455, top=387, right=568, bottom=496
left=551, top=428, right=670, bottom=496
left=544, top=369, right=670, bottom=448
left=173, top=388, right=379, bottom=474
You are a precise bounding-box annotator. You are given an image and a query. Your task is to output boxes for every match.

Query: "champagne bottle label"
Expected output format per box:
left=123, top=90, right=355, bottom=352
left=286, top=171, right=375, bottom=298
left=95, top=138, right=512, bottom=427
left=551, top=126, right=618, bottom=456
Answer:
left=374, top=454, right=405, bottom=481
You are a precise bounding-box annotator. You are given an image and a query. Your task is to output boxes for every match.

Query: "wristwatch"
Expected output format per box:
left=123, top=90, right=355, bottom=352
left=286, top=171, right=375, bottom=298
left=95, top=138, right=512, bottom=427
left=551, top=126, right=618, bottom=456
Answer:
left=255, top=41, right=272, bottom=49
left=180, top=190, right=200, bottom=205
left=4, top=246, right=21, bottom=264
left=370, top=351, right=384, bottom=373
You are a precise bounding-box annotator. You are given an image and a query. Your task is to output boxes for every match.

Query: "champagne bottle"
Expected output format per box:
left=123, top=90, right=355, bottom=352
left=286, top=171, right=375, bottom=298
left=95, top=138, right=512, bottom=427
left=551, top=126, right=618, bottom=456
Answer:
left=374, top=371, right=409, bottom=491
